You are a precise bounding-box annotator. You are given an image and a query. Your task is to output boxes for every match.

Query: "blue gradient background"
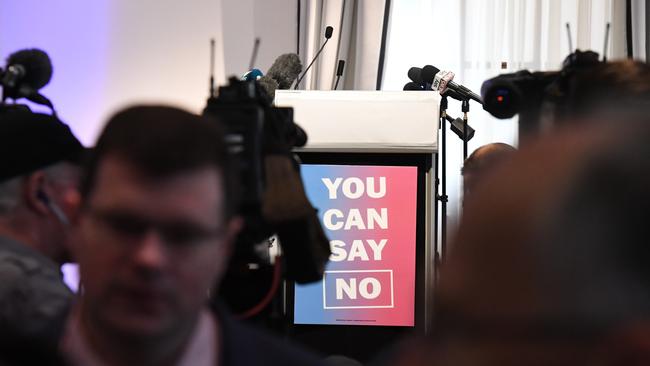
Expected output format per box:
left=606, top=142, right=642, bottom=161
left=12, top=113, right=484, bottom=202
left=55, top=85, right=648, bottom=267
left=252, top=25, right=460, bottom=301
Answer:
left=295, top=164, right=418, bottom=327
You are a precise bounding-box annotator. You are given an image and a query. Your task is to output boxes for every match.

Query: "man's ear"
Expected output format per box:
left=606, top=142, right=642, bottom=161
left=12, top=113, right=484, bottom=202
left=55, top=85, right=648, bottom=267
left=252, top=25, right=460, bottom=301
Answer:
left=63, top=188, right=82, bottom=225
left=22, top=171, right=49, bottom=216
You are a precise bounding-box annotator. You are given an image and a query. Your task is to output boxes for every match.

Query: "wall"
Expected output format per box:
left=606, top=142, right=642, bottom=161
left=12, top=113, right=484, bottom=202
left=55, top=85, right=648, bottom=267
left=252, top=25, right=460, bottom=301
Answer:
left=221, top=0, right=298, bottom=78
left=0, top=0, right=227, bottom=145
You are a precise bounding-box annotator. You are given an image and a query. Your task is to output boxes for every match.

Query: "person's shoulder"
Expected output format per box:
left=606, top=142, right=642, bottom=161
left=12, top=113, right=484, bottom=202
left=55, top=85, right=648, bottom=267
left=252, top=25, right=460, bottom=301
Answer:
left=219, top=311, right=325, bottom=366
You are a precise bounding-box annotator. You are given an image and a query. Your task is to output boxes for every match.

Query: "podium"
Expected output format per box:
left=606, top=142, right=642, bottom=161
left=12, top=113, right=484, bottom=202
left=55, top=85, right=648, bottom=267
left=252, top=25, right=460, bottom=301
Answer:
left=275, top=90, right=439, bottom=362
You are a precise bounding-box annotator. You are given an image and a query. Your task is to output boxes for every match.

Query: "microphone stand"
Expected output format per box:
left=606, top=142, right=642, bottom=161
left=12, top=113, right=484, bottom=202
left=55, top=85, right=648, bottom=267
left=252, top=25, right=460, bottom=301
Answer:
left=437, top=96, right=449, bottom=265
left=461, top=99, right=470, bottom=160
left=294, top=38, right=331, bottom=90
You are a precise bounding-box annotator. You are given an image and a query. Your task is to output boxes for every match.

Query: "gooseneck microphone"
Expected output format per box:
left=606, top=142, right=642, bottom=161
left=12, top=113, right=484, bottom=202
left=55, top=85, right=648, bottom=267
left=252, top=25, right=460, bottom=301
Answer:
left=294, top=26, right=334, bottom=89
left=333, top=59, right=345, bottom=90
left=421, top=65, right=483, bottom=104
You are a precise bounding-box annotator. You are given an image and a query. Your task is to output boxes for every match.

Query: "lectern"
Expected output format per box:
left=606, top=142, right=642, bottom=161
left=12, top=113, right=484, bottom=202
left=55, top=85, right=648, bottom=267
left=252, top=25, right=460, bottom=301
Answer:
left=275, top=90, right=439, bottom=361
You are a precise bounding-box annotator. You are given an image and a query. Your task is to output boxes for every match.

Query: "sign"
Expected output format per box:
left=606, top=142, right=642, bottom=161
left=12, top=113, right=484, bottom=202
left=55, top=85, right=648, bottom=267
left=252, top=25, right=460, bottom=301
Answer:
left=294, top=164, right=417, bottom=326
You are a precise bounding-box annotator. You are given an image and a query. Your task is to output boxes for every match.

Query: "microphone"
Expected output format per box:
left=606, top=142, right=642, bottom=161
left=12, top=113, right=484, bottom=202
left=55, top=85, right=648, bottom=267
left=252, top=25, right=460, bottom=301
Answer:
left=421, top=65, right=483, bottom=104
left=333, top=59, right=345, bottom=90
left=294, top=25, right=334, bottom=89
left=1, top=49, right=53, bottom=99
left=2, top=64, right=26, bottom=89
left=266, top=53, right=302, bottom=89
left=407, top=67, right=423, bottom=85
left=403, top=82, right=424, bottom=90
left=325, top=26, right=334, bottom=39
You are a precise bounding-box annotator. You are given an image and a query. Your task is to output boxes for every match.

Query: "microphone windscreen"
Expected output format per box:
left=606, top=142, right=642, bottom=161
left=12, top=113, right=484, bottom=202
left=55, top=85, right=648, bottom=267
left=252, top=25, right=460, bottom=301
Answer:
left=258, top=75, right=279, bottom=100
left=6, top=49, right=52, bottom=90
left=407, top=67, right=423, bottom=84
left=403, top=82, right=423, bottom=91
left=325, top=26, right=334, bottom=39
left=267, top=53, right=302, bottom=89
left=421, top=65, right=440, bottom=84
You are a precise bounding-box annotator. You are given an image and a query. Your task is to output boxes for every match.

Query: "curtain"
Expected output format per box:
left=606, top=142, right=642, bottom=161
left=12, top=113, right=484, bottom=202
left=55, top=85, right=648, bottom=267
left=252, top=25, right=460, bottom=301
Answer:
left=297, top=0, right=387, bottom=90
left=382, top=0, right=627, bottom=247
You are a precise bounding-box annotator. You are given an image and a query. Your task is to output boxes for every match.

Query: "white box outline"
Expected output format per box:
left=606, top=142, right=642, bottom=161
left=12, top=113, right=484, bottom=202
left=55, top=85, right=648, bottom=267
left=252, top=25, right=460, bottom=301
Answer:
left=322, top=270, right=394, bottom=309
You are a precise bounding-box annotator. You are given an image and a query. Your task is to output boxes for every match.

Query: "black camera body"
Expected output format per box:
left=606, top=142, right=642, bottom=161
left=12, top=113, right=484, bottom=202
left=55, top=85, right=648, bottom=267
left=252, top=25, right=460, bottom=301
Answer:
left=204, top=77, right=305, bottom=246
left=481, top=50, right=602, bottom=139
left=204, top=77, right=331, bottom=318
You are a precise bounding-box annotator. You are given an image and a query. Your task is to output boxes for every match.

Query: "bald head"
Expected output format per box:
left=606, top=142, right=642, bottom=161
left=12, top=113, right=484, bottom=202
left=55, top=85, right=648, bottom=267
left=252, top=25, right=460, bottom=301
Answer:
left=462, top=143, right=516, bottom=199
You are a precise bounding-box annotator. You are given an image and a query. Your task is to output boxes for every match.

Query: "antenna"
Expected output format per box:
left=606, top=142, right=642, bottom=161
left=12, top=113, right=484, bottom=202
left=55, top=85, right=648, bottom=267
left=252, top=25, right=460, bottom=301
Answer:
left=209, top=38, right=216, bottom=97
left=566, top=23, right=574, bottom=53
left=248, top=38, right=261, bottom=71
left=603, top=22, right=611, bottom=62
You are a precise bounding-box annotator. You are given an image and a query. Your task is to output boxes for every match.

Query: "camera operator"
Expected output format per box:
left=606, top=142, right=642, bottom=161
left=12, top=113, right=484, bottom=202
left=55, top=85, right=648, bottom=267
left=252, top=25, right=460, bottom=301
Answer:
left=61, top=105, right=323, bottom=366
left=556, top=59, right=650, bottom=123
left=0, top=109, right=85, bottom=363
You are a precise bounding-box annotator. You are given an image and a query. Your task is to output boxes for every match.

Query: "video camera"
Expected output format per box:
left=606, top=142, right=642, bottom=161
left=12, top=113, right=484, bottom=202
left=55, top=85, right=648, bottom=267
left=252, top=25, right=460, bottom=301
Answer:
left=203, top=77, right=330, bottom=297
left=481, top=50, right=602, bottom=138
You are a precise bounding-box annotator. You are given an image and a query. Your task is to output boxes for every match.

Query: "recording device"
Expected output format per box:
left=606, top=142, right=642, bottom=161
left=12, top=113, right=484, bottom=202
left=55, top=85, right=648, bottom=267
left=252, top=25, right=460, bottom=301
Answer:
left=447, top=115, right=475, bottom=142
left=204, top=76, right=308, bottom=241
left=204, top=74, right=331, bottom=320
left=204, top=39, right=330, bottom=281
left=481, top=50, right=601, bottom=119
left=294, top=25, right=334, bottom=89
left=0, top=49, right=56, bottom=113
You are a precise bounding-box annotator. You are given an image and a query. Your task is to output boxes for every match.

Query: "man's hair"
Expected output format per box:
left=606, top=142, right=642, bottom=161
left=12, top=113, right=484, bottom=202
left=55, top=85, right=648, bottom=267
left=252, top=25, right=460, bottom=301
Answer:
left=80, top=105, right=239, bottom=219
left=0, top=176, right=21, bottom=215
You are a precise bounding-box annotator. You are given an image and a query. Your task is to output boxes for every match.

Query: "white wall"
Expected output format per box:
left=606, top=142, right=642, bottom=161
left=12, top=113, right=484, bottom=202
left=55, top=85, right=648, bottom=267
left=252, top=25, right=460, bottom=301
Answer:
left=221, top=0, right=298, bottom=78
left=0, top=0, right=226, bottom=145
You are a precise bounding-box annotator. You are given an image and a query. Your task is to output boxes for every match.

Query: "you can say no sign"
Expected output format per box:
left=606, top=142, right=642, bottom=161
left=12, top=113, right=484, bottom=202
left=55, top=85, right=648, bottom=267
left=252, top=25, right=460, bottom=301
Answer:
left=294, top=165, right=417, bottom=326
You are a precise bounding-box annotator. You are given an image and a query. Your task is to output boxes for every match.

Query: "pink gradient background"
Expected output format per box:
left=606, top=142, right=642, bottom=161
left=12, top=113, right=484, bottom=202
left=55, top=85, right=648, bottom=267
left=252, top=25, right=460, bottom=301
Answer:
left=295, top=165, right=417, bottom=326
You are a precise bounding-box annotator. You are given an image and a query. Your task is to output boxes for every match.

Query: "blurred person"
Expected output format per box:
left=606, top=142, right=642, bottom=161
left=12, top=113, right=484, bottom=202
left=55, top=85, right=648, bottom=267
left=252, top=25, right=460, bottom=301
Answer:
left=0, top=109, right=84, bottom=363
left=461, top=143, right=516, bottom=201
left=61, top=106, right=323, bottom=366
left=552, top=59, right=650, bottom=125
left=391, top=118, right=650, bottom=365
